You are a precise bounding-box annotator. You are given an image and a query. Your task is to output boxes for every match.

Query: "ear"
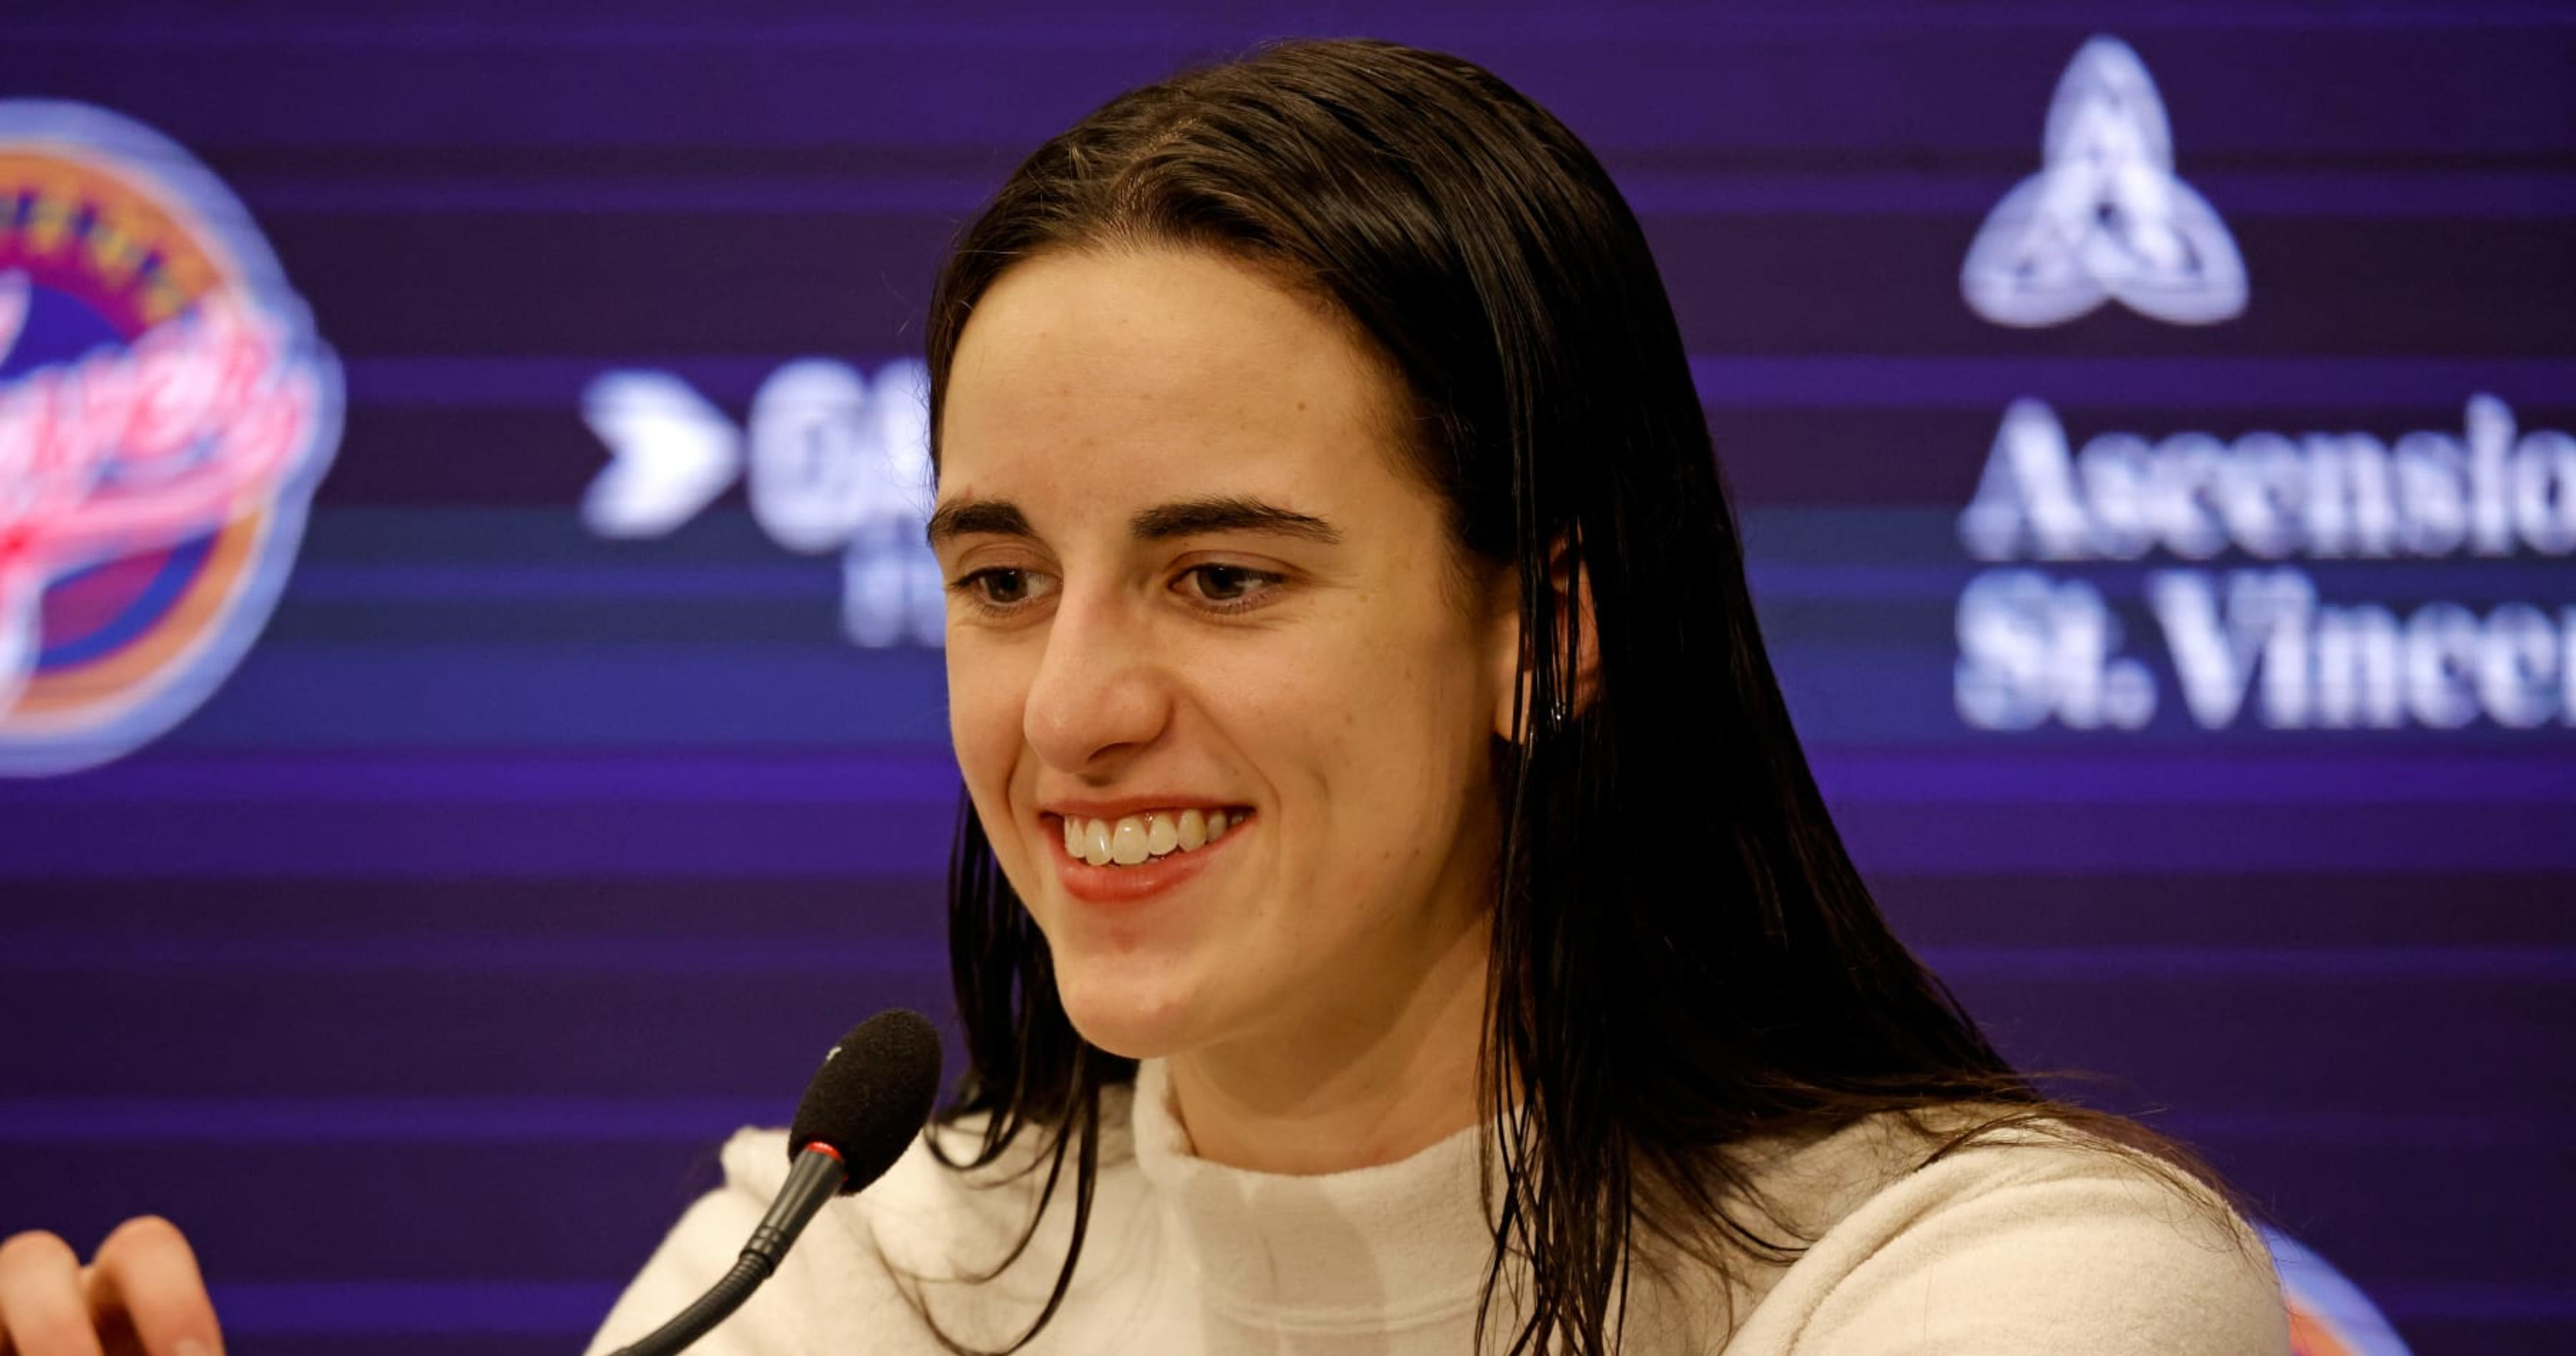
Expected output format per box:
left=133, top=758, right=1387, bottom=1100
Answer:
left=1488, top=535, right=1601, bottom=742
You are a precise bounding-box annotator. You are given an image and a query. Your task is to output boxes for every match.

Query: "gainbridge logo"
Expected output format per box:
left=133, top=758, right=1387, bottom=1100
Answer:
left=581, top=358, right=943, bottom=650
left=0, top=102, right=341, bottom=776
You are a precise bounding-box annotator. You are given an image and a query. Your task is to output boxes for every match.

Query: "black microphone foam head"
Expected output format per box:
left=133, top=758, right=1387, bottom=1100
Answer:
left=789, top=1009, right=943, bottom=1195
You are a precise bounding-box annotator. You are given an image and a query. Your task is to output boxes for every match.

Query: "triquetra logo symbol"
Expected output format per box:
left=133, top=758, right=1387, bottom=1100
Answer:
left=1963, top=35, right=2249, bottom=328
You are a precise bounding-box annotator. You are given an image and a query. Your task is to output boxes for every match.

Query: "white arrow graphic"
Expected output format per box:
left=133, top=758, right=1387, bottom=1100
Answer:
left=579, top=370, right=744, bottom=538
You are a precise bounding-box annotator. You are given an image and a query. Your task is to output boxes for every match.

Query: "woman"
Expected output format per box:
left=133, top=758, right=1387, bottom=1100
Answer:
left=0, top=39, right=2287, bottom=1356
left=590, top=36, right=2284, bottom=1356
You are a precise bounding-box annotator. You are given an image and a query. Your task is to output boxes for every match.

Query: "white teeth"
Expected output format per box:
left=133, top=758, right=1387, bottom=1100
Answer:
left=1060, top=808, right=1242, bottom=866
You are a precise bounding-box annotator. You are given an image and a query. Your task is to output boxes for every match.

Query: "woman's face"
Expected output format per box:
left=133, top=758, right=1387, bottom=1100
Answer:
left=933, top=246, right=1515, bottom=1067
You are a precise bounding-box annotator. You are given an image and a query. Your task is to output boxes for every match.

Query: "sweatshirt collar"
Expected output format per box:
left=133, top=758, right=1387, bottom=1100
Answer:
left=1127, top=1058, right=1508, bottom=1329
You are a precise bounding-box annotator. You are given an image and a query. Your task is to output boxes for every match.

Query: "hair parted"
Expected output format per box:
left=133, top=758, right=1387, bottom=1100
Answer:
left=921, top=37, right=2229, bottom=1356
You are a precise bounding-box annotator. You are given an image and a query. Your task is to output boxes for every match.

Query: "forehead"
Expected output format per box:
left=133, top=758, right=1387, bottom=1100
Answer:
left=938, top=247, right=1414, bottom=505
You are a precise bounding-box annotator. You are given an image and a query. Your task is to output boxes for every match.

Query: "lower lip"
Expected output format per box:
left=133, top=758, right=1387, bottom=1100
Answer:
left=1049, top=814, right=1249, bottom=904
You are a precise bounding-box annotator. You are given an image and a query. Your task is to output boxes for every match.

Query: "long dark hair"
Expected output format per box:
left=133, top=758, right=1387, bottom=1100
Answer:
left=921, top=37, right=2213, bottom=1356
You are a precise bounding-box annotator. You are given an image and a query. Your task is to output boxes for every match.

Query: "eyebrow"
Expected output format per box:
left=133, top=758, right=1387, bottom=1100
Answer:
left=1131, top=496, right=1341, bottom=545
left=926, top=494, right=1341, bottom=548
left=925, top=498, right=1032, bottom=546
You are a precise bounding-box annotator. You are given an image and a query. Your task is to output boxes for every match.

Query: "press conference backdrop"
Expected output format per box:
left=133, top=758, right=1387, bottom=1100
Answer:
left=0, top=2, right=2567, bottom=1353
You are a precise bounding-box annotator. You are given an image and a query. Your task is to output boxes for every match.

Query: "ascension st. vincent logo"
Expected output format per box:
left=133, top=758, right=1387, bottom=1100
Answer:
left=0, top=102, right=341, bottom=776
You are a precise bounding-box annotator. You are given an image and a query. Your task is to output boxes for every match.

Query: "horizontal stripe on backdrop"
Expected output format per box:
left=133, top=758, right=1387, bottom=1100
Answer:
left=5, top=750, right=2570, bottom=807
left=0, top=751, right=959, bottom=804
left=1920, top=944, right=2576, bottom=982
left=209, top=1282, right=617, bottom=1337
left=0, top=1098, right=778, bottom=1144
left=1, top=1098, right=2560, bottom=1149
left=0, top=934, right=948, bottom=976
left=218, top=169, right=2576, bottom=220
left=249, top=560, right=2576, bottom=608
left=9, top=7, right=2575, bottom=50
left=327, top=355, right=2576, bottom=411
left=176, top=1278, right=2576, bottom=1333
left=5, top=795, right=2570, bottom=877
left=3, top=933, right=2548, bottom=981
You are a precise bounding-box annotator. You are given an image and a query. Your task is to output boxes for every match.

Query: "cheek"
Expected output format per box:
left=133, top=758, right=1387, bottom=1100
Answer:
left=945, top=636, right=1032, bottom=813
left=1280, top=610, right=1493, bottom=826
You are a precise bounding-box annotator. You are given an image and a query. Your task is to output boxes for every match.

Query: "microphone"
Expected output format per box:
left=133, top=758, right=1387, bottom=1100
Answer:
left=611, top=1010, right=944, bottom=1356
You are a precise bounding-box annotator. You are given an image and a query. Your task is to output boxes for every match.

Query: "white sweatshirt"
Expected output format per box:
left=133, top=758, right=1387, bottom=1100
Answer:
left=588, top=1060, right=2288, bottom=1354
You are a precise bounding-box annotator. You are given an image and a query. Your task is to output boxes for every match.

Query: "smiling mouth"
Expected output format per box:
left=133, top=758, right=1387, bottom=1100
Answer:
left=1054, top=807, right=1251, bottom=868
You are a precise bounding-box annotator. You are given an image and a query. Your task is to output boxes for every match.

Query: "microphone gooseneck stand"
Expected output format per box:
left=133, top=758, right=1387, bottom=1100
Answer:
left=609, top=1011, right=944, bottom=1356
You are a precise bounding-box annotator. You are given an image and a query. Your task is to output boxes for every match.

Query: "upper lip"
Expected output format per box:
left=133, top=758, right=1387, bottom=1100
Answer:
left=1038, top=795, right=1248, bottom=820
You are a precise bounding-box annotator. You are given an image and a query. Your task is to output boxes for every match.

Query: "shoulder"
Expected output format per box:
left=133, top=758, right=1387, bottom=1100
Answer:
left=586, top=1090, right=1147, bottom=1356
left=1720, top=1113, right=2290, bottom=1356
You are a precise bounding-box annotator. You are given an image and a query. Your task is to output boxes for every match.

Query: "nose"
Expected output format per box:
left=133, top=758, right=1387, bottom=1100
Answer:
left=1022, top=586, right=1171, bottom=774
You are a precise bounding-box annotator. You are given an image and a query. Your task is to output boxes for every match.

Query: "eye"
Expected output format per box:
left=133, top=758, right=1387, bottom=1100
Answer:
left=1177, top=563, right=1283, bottom=608
left=973, top=568, right=1032, bottom=604
left=949, top=566, right=1055, bottom=614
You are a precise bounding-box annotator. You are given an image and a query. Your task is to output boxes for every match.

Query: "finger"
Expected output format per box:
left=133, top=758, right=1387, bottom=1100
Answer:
left=0, top=1230, right=104, bottom=1356
left=84, top=1220, right=219, bottom=1356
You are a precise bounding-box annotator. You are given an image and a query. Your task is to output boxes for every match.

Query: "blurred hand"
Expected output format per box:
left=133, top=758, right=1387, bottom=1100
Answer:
left=0, top=1218, right=222, bottom=1356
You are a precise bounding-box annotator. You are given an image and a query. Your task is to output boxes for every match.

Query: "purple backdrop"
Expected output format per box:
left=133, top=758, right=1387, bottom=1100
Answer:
left=1, top=3, right=2569, bottom=1353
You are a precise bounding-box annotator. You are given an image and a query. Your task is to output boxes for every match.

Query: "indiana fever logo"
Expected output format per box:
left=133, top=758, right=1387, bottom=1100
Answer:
left=2266, top=1227, right=2416, bottom=1356
left=0, top=102, right=340, bottom=776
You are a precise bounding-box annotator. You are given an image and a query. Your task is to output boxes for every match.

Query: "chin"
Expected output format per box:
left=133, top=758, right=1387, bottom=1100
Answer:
left=1054, top=972, right=1208, bottom=1063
